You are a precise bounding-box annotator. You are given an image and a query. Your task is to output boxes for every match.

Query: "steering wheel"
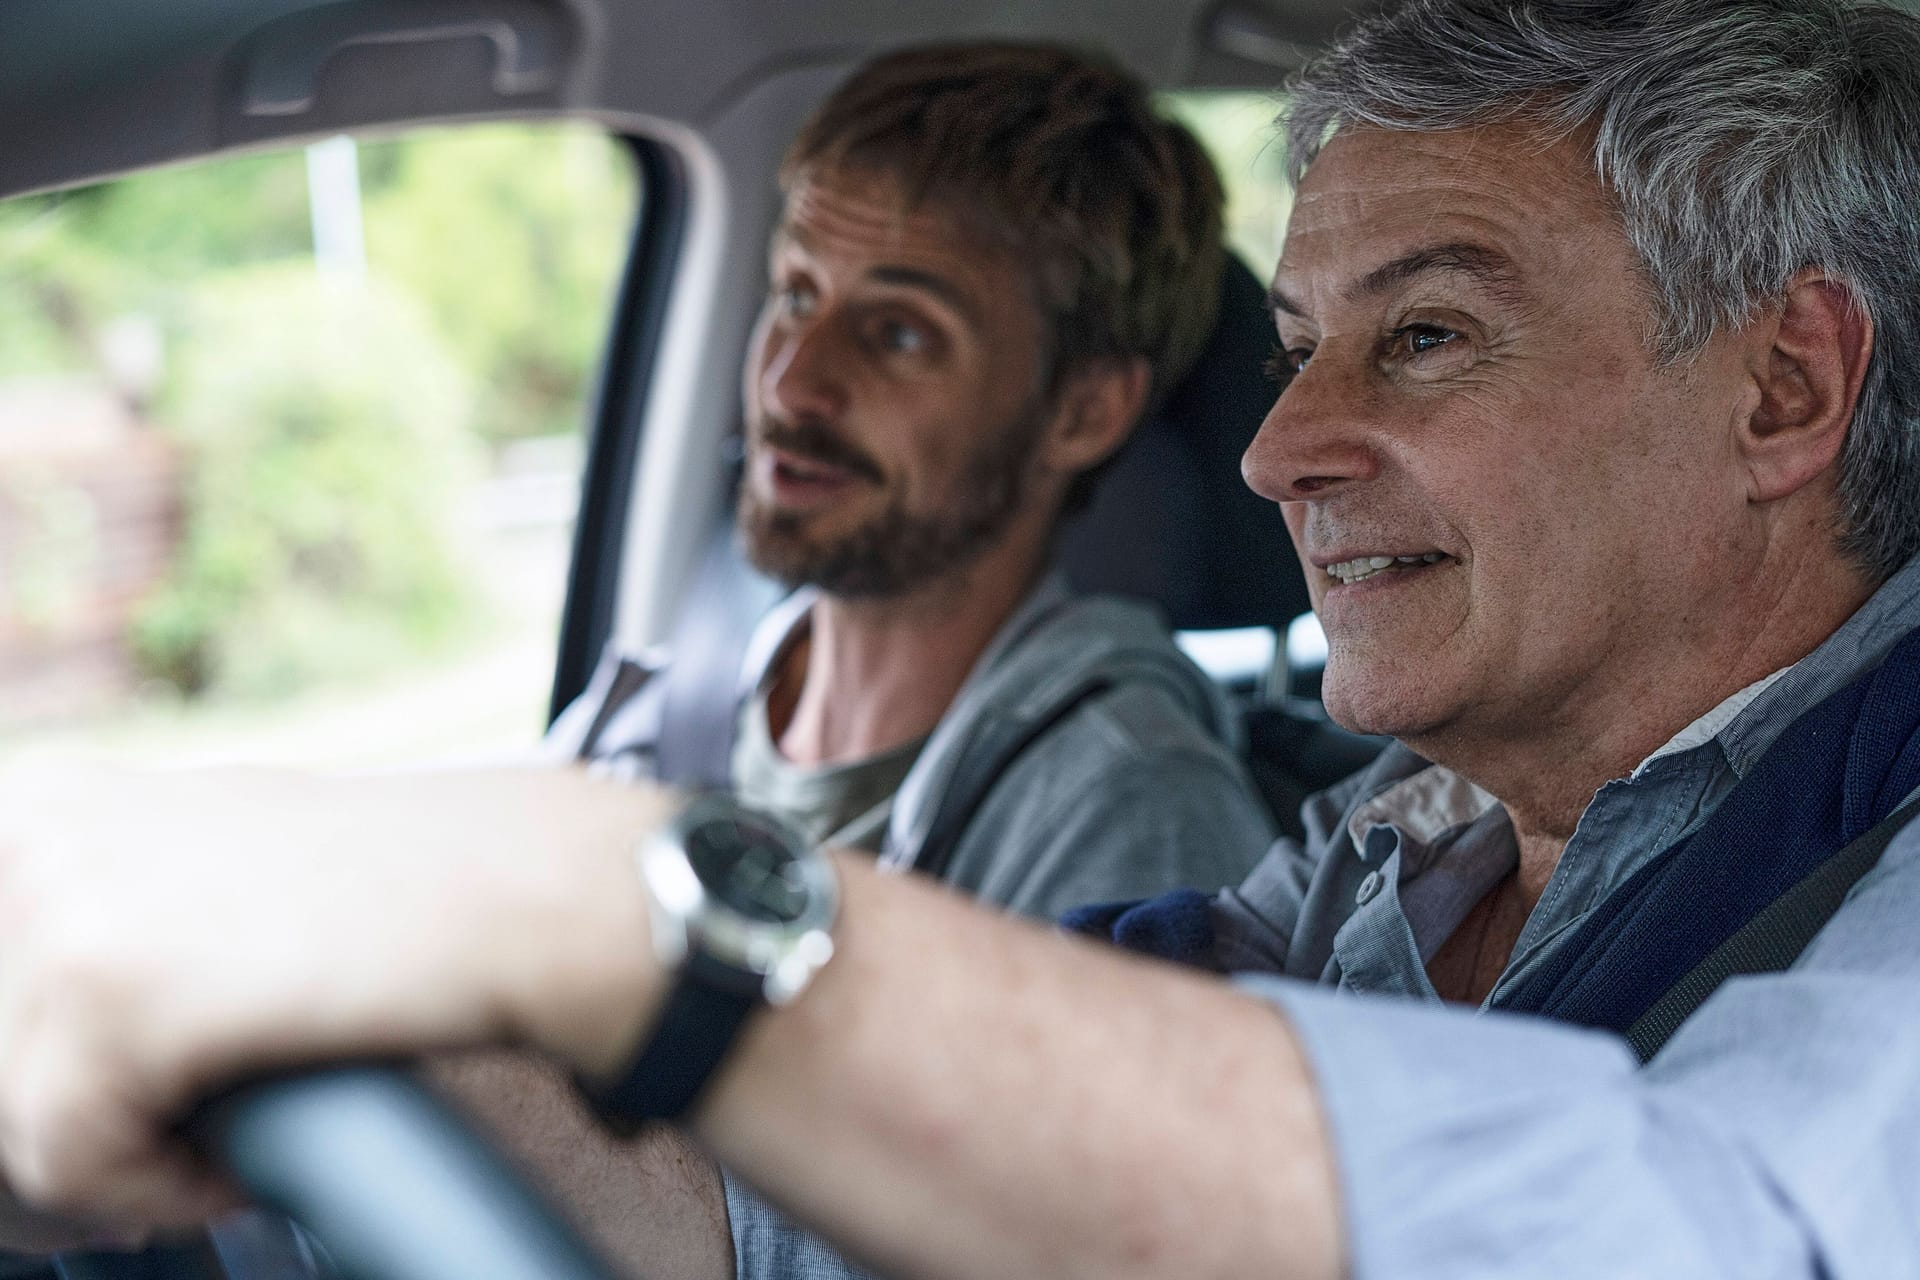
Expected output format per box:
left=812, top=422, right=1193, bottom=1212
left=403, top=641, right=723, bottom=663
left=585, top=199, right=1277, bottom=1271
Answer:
left=50, top=1068, right=628, bottom=1280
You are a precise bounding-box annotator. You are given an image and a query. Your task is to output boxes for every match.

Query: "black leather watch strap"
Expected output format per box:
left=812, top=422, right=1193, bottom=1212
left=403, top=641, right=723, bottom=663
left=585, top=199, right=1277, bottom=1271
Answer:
left=584, top=950, right=761, bottom=1135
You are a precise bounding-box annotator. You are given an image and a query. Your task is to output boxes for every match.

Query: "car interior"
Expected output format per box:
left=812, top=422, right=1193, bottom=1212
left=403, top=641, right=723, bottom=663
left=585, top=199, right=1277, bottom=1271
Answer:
left=0, top=0, right=1382, bottom=1273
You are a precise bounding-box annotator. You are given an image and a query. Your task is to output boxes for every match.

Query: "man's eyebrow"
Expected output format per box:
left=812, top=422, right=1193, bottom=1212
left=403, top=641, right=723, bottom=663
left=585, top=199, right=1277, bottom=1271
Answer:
left=1268, top=284, right=1309, bottom=321
left=1268, top=241, right=1528, bottom=322
left=770, top=226, right=978, bottom=328
left=867, top=265, right=978, bottom=327
left=1348, top=242, right=1526, bottom=307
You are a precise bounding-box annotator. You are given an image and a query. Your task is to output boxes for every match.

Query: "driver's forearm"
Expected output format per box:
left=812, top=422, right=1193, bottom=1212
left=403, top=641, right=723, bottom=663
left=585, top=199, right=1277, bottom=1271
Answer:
left=428, top=1050, right=734, bottom=1280
left=690, top=855, right=1344, bottom=1280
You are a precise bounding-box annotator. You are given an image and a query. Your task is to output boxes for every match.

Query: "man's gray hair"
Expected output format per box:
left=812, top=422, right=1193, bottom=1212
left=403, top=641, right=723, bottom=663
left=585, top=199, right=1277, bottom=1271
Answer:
left=1284, top=0, right=1920, bottom=579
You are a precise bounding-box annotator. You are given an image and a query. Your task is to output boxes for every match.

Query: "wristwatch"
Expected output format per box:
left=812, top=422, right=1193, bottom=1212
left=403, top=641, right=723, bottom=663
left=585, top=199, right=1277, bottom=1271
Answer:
left=584, top=794, right=838, bottom=1131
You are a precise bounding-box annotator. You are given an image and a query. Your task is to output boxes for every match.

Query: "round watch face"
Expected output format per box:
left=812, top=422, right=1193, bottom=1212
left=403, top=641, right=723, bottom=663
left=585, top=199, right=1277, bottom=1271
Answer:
left=684, top=810, right=813, bottom=924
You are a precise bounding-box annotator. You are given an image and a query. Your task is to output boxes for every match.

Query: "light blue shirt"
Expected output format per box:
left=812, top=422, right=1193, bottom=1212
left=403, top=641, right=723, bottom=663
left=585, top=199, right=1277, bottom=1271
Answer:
left=1222, top=552, right=1920, bottom=1278
left=732, top=551, right=1920, bottom=1280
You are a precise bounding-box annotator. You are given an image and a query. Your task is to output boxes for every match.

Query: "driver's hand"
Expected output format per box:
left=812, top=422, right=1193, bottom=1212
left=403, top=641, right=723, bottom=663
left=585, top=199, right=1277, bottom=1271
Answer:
left=0, top=762, right=670, bottom=1230
left=0, top=1186, right=150, bottom=1255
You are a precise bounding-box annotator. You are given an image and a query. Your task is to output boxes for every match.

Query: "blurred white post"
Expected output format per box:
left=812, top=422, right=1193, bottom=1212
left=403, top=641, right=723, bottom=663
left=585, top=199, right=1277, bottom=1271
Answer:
left=306, top=135, right=366, bottom=281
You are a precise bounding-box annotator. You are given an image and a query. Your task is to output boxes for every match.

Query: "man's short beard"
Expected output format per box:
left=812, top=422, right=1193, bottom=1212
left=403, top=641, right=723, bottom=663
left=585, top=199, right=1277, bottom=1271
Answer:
left=738, top=400, right=1050, bottom=600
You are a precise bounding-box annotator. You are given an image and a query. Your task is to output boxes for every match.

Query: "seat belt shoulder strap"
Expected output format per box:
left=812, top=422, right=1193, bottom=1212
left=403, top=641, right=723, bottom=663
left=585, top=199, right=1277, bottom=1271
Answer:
left=1627, top=787, right=1920, bottom=1062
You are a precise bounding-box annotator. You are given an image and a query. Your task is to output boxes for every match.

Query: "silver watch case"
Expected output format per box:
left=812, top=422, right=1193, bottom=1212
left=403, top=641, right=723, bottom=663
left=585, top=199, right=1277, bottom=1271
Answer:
left=636, top=796, right=838, bottom=1006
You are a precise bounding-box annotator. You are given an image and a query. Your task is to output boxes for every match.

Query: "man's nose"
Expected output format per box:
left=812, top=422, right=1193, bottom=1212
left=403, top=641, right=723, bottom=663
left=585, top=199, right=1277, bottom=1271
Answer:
left=759, top=318, right=849, bottom=423
left=1241, top=357, right=1381, bottom=503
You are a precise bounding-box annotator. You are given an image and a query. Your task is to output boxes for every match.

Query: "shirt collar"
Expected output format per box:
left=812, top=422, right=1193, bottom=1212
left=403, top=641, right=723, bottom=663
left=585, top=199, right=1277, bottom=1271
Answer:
left=1716, top=552, right=1920, bottom=776
left=1630, top=665, right=1791, bottom=778
left=740, top=586, right=819, bottom=695
left=744, top=572, right=1072, bottom=697
left=1348, top=765, right=1500, bottom=862
left=956, top=570, right=1073, bottom=680
left=1347, top=552, right=1920, bottom=849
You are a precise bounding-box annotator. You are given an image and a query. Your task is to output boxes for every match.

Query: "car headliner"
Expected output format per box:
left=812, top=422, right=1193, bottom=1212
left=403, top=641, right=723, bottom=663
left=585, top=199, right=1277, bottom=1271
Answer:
left=0, top=0, right=1363, bottom=201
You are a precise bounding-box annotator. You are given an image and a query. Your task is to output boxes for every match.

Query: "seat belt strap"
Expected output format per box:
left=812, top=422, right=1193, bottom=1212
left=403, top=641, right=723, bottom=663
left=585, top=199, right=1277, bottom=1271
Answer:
left=906, top=655, right=1195, bottom=882
left=573, top=654, right=657, bottom=760
left=652, top=531, right=781, bottom=789
left=1626, top=787, right=1920, bottom=1062
left=906, top=673, right=1115, bottom=883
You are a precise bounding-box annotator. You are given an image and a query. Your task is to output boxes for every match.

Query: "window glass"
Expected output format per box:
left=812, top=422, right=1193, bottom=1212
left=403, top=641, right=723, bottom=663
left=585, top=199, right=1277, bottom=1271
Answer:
left=0, top=123, right=638, bottom=768
left=1162, top=92, right=1330, bottom=691
left=1161, top=91, right=1293, bottom=279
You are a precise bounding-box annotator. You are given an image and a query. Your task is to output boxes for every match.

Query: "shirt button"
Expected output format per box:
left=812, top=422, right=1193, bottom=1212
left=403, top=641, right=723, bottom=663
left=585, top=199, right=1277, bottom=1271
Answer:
left=1355, top=870, right=1383, bottom=906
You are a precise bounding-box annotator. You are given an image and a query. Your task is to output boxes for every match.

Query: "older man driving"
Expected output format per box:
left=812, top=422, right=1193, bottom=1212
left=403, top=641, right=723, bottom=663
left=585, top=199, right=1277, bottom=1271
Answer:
left=3, top=0, right=1920, bottom=1277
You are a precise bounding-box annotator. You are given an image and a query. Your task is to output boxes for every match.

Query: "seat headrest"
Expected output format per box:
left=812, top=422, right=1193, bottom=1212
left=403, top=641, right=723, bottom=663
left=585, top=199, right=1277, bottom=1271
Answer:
left=1056, top=255, right=1310, bottom=632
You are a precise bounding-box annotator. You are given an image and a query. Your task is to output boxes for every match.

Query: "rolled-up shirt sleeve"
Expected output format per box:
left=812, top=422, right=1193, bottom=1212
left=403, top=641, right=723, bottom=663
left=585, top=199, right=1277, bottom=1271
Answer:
left=1237, top=821, right=1920, bottom=1280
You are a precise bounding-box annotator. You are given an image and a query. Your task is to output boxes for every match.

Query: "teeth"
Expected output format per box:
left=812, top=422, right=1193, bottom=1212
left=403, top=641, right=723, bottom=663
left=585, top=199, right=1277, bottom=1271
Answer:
left=1325, top=552, right=1447, bottom=585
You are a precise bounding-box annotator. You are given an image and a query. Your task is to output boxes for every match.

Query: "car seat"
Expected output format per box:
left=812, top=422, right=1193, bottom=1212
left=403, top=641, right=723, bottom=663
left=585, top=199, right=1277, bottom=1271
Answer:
left=1056, top=253, right=1385, bottom=835
left=1056, top=253, right=1308, bottom=633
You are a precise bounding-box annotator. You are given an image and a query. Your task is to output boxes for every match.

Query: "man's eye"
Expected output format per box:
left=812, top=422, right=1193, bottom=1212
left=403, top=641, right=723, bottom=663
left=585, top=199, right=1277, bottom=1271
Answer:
left=1395, top=324, right=1460, bottom=357
left=878, top=321, right=926, bottom=354
left=1264, top=343, right=1312, bottom=384
left=777, top=284, right=817, bottom=317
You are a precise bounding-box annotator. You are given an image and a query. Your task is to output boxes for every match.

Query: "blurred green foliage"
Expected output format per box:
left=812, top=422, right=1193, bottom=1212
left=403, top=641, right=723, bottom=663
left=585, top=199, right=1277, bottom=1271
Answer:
left=0, top=150, right=317, bottom=381
left=131, top=267, right=481, bottom=697
left=0, top=125, right=635, bottom=441
left=0, top=123, right=636, bottom=701
left=362, top=127, right=637, bottom=443
left=1160, top=91, right=1293, bottom=278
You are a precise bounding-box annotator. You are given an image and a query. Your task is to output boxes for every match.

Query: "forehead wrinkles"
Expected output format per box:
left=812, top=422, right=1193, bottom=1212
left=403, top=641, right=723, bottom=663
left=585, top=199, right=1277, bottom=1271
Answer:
left=780, top=174, right=972, bottom=267
left=1277, top=125, right=1623, bottom=317
left=776, top=173, right=1060, bottom=377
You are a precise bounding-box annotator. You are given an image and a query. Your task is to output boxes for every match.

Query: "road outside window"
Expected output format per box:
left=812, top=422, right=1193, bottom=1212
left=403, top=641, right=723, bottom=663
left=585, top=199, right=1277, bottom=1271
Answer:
left=0, top=124, right=637, bottom=768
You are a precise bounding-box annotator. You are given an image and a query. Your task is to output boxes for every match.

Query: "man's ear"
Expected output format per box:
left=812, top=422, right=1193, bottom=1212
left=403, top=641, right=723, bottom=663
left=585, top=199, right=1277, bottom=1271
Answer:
left=1041, top=357, right=1152, bottom=476
left=1740, top=268, right=1874, bottom=504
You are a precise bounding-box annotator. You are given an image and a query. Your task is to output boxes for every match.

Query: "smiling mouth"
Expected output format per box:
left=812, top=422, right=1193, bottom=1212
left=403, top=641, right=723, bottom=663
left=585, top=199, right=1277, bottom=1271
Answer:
left=1324, top=552, right=1451, bottom=586
left=772, top=452, right=855, bottom=485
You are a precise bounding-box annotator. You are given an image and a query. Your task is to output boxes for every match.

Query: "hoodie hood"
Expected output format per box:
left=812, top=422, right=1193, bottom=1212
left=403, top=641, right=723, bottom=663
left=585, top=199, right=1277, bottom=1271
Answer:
left=881, top=572, right=1238, bottom=872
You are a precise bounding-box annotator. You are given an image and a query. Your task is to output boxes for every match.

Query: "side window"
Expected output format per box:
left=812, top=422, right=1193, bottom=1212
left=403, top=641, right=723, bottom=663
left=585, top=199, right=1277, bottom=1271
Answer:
left=0, top=124, right=639, bottom=767
left=1161, top=91, right=1294, bottom=280
left=1160, top=92, right=1330, bottom=695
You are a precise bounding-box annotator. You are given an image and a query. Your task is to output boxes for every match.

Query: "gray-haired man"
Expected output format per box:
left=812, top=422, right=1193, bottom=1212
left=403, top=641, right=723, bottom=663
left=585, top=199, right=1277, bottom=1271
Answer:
left=4, top=1, right=1920, bottom=1276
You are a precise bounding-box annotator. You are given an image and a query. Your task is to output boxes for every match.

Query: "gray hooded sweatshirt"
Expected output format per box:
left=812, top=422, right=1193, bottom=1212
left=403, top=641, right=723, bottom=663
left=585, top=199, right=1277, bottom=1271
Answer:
left=555, top=572, right=1276, bottom=917
left=574, top=574, right=1275, bottom=1280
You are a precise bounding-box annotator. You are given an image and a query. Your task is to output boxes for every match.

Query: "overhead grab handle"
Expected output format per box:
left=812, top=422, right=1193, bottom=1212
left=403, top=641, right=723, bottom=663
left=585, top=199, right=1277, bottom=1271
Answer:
left=237, top=0, right=569, bottom=117
left=1201, top=1, right=1315, bottom=71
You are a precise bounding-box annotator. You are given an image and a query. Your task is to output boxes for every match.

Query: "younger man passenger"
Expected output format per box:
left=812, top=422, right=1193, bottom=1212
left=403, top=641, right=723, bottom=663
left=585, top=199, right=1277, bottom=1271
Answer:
left=555, top=42, right=1272, bottom=925
left=537, top=41, right=1275, bottom=1280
